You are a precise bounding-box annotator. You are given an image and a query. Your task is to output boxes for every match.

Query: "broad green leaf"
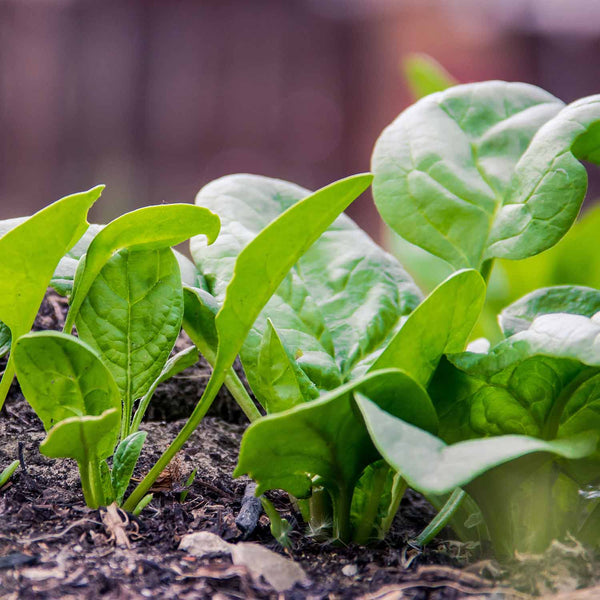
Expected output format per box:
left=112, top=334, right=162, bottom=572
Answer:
left=366, top=269, right=485, bottom=385
left=499, top=286, right=600, bottom=338
left=112, top=431, right=147, bottom=504
left=13, top=331, right=121, bottom=431
left=41, top=408, right=120, bottom=464
left=75, top=248, right=184, bottom=429
left=372, top=82, right=564, bottom=269
left=191, top=173, right=420, bottom=395
left=254, top=319, right=319, bottom=413
left=487, top=95, right=600, bottom=260
left=357, top=394, right=597, bottom=496
left=0, top=187, right=102, bottom=407
left=235, top=369, right=437, bottom=501
left=402, top=53, right=457, bottom=99
left=206, top=174, right=374, bottom=383
left=430, top=313, right=600, bottom=442
left=64, top=203, right=220, bottom=332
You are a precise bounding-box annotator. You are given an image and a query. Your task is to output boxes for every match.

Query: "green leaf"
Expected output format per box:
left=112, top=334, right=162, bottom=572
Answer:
left=486, top=95, right=600, bottom=260
left=0, top=460, right=19, bottom=488
left=235, top=369, right=437, bottom=504
left=75, top=248, right=184, bottom=432
left=182, top=286, right=219, bottom=364
left=41, top=408, right=121, bottom=464
left=357, top=394, right=598, bottom=496
left=0, top=186, right=102, bottom=408
left=372, top=82, right=565, bottom=269
left=402, top=53, right=457, bottom=99
left=13, top=331, right=121, bottom=431
left=367, top=269, right=485, bottom=386
left=63, top=203, right=220, bottom=332
left=112, top=431, right=147, bottom=505
left=207, top=174, right=374, bottom=384
left=499, top=285, right=600, bottom=337
left=191, top=173, right=420, bottom=394
left=253, top=319, right=319, bottom=413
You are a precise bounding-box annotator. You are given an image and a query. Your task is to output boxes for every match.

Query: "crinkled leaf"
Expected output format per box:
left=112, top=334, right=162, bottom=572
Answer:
left=357, top=394, right=598, bottom=496
left=13, top=331, right=121, bottom=431
left=487, top=95, right=600, bottom=260
left=431, top=313, right=600, bottom=442
left=64, top=203, right=220, bottom=332
left=403, top=53, right=457, bottom=99
left=201, top=174, right=375, bottom=386
left=75, top=248, right=184, bottom=407
left=191, top=173, right=420, bottom=395
left=112, top=431, right=147, bottom=504
left=254, top=319, right=319, bottom=413
left=365, top=269, right=485, bottom=385
left=372, top=82, right=565, bottom=269
left=500, top=286, right=600, bottom=337
left=41, top=408, right=121, bottom=463
left=0, top=187, right=102, bottom=407
left=234, top=369, right=437, bottom=499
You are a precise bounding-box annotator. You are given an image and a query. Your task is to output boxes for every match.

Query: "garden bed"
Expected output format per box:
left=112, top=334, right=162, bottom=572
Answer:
left=0, top=293, right=598, bottom=600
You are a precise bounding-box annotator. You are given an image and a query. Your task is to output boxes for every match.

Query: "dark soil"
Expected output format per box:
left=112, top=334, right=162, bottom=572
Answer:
left=0, top=292, right=596, bottom=599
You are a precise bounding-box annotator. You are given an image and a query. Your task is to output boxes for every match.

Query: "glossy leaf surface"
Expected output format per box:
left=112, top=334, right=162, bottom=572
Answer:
left=372, top=82, right=567, bottom=269
left=357, top=395, right=597, bottom=496
left=64, top=203, right=220, bottom=332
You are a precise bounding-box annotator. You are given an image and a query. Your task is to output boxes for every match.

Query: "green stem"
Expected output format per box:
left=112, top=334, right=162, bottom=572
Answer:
left=123, top=370, right=224, bottom=512
left=379, top=473, right=408, bottom=537
left=412, top=488, right=465, bottom=547
left=307, top=487, right=333, bottom=538
left=0, top=355, right=15, bottom=412
left=353, top=464, right=390, bottom=545
left=79, top=461, right=98, bottom=508
left=332, top=487, right=352, bottom=544
left=479, top=259, right=494, bottom=285
left=223, top=368, right=262, bottom=422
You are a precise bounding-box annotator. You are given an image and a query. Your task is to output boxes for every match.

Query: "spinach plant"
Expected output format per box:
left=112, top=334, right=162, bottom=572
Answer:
left=12, top=201, right=220, bottom=508
left=348, top=81, right=600, bottom=557
left=123, top=173, right=373, bottom=511
left=180, top=174, right=485, bottom=543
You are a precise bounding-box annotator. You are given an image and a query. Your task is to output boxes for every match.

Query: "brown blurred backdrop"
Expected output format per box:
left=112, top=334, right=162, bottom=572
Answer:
left=1, top=0, right=599, bottom=238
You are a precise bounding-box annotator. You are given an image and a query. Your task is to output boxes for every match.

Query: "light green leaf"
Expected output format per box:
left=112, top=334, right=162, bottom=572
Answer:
left=112, top=431, right=147, bottom=504
left=13, top=331, right=121, bottom=431
left=372, top=82, right=564, bottom=269
left=357, top=394, right=597, bottom=496
left=0, top=187, right=102, bottom=408
left=191, top=173, right=420, bottom=395
left=41, top=408, right=121, bottom=464
left=0, top=460, right=19, bottom=487
left=487, top=95, right=600, bottom=260
left=75, top=248, right=184, bottom=431
left=208, top=174, right=373, bottom=383
left=499, top=286, right=600, bottom=337
left=366, top=269, right=485, bottom=386
left=254, top=319, right=319, bottom=413
left=64, top=203, right=220, bottom=332
left=402, top=53, right=457, bottom=99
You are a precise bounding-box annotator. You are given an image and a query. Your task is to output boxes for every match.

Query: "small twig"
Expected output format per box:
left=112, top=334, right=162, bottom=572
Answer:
left=18, top=441, right=27, bottom=476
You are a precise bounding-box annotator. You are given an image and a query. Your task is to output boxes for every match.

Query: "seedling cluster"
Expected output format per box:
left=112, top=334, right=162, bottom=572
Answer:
left=2, top=73, right=600, bottom=561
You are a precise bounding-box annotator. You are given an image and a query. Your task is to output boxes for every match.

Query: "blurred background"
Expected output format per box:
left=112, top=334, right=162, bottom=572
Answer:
left=2, top=0, right=600, bottom=236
